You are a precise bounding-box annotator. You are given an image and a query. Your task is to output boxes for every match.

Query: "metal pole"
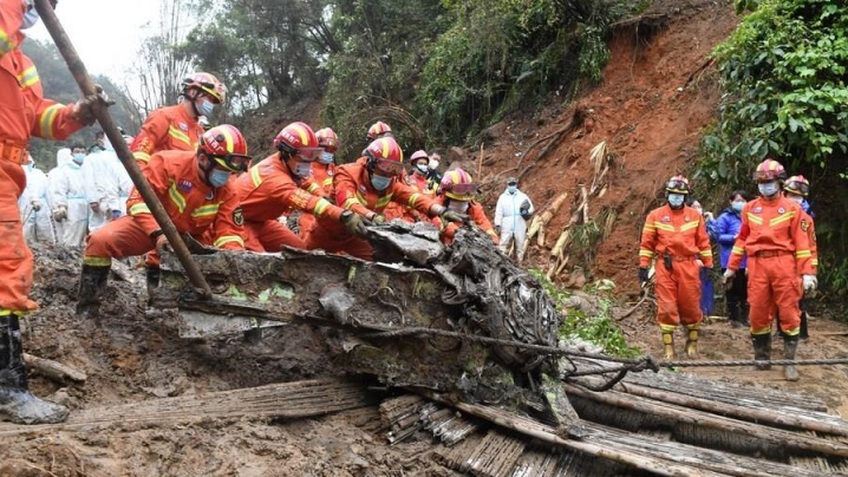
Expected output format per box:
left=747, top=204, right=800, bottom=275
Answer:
left=35, top=0, right=212, bottom=298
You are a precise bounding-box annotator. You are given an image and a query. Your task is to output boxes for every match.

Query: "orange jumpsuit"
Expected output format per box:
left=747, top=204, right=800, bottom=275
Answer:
left=130, top=104, right=203, bottom=166
left=237, top=154, right=346, bottom=252
left=83, top=150, right=245, bottom=267
left=298, top=161, right=336, bottom=239
left=435, top=197, right=499, bottom=245
left=304, top=157, right=438, bottom=260
left=384, top=171, right=432, bottom=223
left=729, top=196, right=814, bottom=336
left=1, top=2, right=86, bottom=312
left=639, top=204, right=713, bottom=331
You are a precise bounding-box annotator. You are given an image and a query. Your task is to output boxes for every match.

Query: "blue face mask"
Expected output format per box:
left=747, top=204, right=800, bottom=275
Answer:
left=507, top=185, right=517, bottom=194
left=416, top=164, right=429, bottom=174
left=293, top=161, right=312, bottom=178
left=208, top=168, right=231, bottom=187
left=371, top=174, right=392, bottom=191
left=758, top=181, right=779, bottom=197
left=21, top=7, right=39, bottom=30
left=731, top=201, right=745, bottom=213
left=197, top=97, right=215, bottom=117
left=667, top=193, right=685, bottom=208
left=319, top=152, right=334, bottom=165
left=72, top=153, right=85, bottom=165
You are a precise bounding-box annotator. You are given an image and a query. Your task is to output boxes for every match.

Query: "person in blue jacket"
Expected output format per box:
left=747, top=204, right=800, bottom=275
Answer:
left=691, top=200, right=715, bottom=317
left=707, top=190, right=750, bottom=328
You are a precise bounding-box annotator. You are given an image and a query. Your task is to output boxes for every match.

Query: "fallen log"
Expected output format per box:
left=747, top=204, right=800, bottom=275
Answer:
left=23, top=353, right=86, bottom=383
left=526, top=191, right=568, bottom=248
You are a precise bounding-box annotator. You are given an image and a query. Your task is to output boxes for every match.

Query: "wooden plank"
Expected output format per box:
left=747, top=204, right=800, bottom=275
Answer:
left=0, top=378, right=371, bottom=438
left=564, top=383, right=848, bottom=459
left=23, top=352, right=86, bottom=383
left=463, top=431, right=526, bottom=477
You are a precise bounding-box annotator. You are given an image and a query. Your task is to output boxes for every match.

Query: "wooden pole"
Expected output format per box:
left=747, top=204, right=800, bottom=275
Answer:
left=35, top=0, right=212, bottom=299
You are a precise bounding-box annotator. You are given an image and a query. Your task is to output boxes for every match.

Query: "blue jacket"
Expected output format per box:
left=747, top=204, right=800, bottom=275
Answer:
left=707, top=208, right=746, bottom=269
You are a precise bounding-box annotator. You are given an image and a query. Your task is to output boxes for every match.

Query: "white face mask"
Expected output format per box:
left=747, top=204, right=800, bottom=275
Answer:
left=667, top=193, right=685, bottom=208
left=428, top=158, right=439, bottom=170
left=293, top=161, right=312, bottom=178
left=415, top=163, right=429, bottom=174
left=758, top=181, right=779, bottom=197
left=448, top=201, right=469, bottom=213
left=787, top=194, right=804, bottom=204
left=507, top=185, right=517, bottom=194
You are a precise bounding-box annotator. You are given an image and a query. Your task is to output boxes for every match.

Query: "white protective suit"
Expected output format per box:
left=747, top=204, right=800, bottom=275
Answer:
left=83, top=148, right=132, bottom=232
left=18, top=160, right=55, bottom=244
left=48, top=158, right=89, bottom=247
left=494, top=187, right=535, bottom=263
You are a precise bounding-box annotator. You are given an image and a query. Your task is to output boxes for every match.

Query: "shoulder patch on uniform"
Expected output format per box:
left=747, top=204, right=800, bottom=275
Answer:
left=233, top=207, right=244, bottom=226
left=662, top=215, right=670, bottom=223
left=800, top=218, right=809, bottom=233
left=179, top=122, right=189, bottom=131
left=178, top=180, right=193, bottom=192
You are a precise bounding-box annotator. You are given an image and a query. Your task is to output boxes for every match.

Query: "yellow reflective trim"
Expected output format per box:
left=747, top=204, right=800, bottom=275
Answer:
left=751, top=327, right=772, bottom=336
left=306, top=182, right=320, bottom=194
left=642, top=224, right=656, bottom=232
left=0, top=28, right=13, bottom=55
left=795, top=250, right=812, bottom=258
left=639, top=250, right=654, bottom=257
left=38, top=104, right=61, bottom=139
left=214, top=235, right=244, bottom=248
left=83, top=256, right=112, bottom=267
left=167, top=125, right=192, bottom=146
left=746, top=213, right=763, bottom=225
left=313, top=198, right=331, bottom=215
left=812, top=259, right=819, bottom=266
left=129, top=203, right=151, bottom=215
left=769, top=212, right=795, bottom=226
left=168, top=180, right=187, bottom=213
left=699, top=249, right=713, bottom=257
left=407, top=193, right=421, bottom=207
left=486, top=229, right=497, bottom=236
left=652, top=222, right=675, bottom=232
left=133, top=151, right=151, bottom=163
left=679, top=221, right=699, bottom=232
left=376, top=194, right=392, bottom=209
left=323, top=177, right=333, bottom=187
left=17, top=65, right=38, bottom=89
left=659, top=324, right=677, bottom=333
left=191, top=203, right=221, bottom=218
left=343, top=197, right=360, bottom=209
left=250, top=165, right=263, bottom=188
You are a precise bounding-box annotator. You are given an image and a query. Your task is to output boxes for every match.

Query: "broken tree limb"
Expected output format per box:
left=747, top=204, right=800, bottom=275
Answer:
left=23, top=353, right=86, bottom=383
left=526, top=192, right=569, bottom=248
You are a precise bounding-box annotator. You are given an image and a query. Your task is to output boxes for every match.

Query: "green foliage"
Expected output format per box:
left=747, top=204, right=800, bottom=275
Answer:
left=698, top=0, right=848, bottom=184
left=529, top=270, right=641, bottom=358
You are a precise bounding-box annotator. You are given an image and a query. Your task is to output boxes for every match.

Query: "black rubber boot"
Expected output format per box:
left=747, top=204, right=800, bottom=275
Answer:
left=146, top=266, right=161, bottom=305
left=740, top=304, right=750, bottom=327
left=0, top=314, right=68, bottom=424
left=752, top=334, right=772, bottom=370
left=76, top=264, right=110, bottom=315
left=784, top=335, right=800, bottom=381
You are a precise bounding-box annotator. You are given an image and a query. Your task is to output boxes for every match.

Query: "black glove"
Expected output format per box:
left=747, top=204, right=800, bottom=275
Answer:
left=441, top=210, right=469, bottom=224
left=341, top=211, right=368, bottom=237
left=638, top=267, right=649, bottom=285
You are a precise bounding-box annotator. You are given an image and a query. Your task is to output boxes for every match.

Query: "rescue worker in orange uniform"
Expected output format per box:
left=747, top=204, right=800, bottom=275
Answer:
left=724, top=159, right=816, bottom=381
left=781, top=175, right=816, bottom=340
left=298, top=127, right=340, bottom=239
left=237, top=122, right=366, bottom=252
left=1, top=0, right=110, bottom=425
left=304, top=137, right=468, bottom=260
left=639, top=175, right=713, bottom=359
left=365, top=120, right=392, bottom=144
left=130, top=72, right=226, bottom=167
left=384, top=149, right=434, bottom=223
left=436, top=168, right=498, bottom=245
left=78, top=125, right=251, bottom=314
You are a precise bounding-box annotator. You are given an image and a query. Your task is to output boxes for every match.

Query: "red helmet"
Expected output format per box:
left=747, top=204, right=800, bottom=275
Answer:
left=440, top=168, right=477, bottom=200
left=665, top=175, right=690, bottom=195
left=182, top=72, right=227, bottom=103
left=366, top=121, right=393, bottom=141
left=364, top=137, right=404, bottom=176
left=783, top=175, right=810, bottom=197
left=315, top=128, right=339, bottom=152
left=753, top=158, right=787, bottom=182
left=199, top=124, right=251, bottom=172
left=409, top=149, right=429, bottom=165
left=273, top=122, right=323, bottom=161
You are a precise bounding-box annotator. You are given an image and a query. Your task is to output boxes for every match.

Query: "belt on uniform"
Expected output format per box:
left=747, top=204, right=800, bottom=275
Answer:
left=663, top=255, right=696, bottom=262
left=0, top=140, right=29, bottom=165
left=754, top=250, right=791, bottom=258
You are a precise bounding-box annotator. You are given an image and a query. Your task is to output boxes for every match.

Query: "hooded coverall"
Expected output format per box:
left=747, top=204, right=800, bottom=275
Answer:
left=82, top=149, right=132, bottom=232
left=130, top=104, right=203, bottom=167
left=237, top=154, right=347, bottom=252
left=495, top=188, right=534, bottom=261
left=639, top=204, right=714, bottom=331
left=728, top=196, right=814, bottom=336
left=19, top=163, right=53, bottom=244
left=83, top=149, right=245, bottom=268
left=0, top=2, right=85, bottom=312
left=435, top=196, right=498, bottom=246
left=47, top=159, right=88, bottom=247
left=299, top=160, right=337, bottom=239
left=304, top=157, right=438, bottom=260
